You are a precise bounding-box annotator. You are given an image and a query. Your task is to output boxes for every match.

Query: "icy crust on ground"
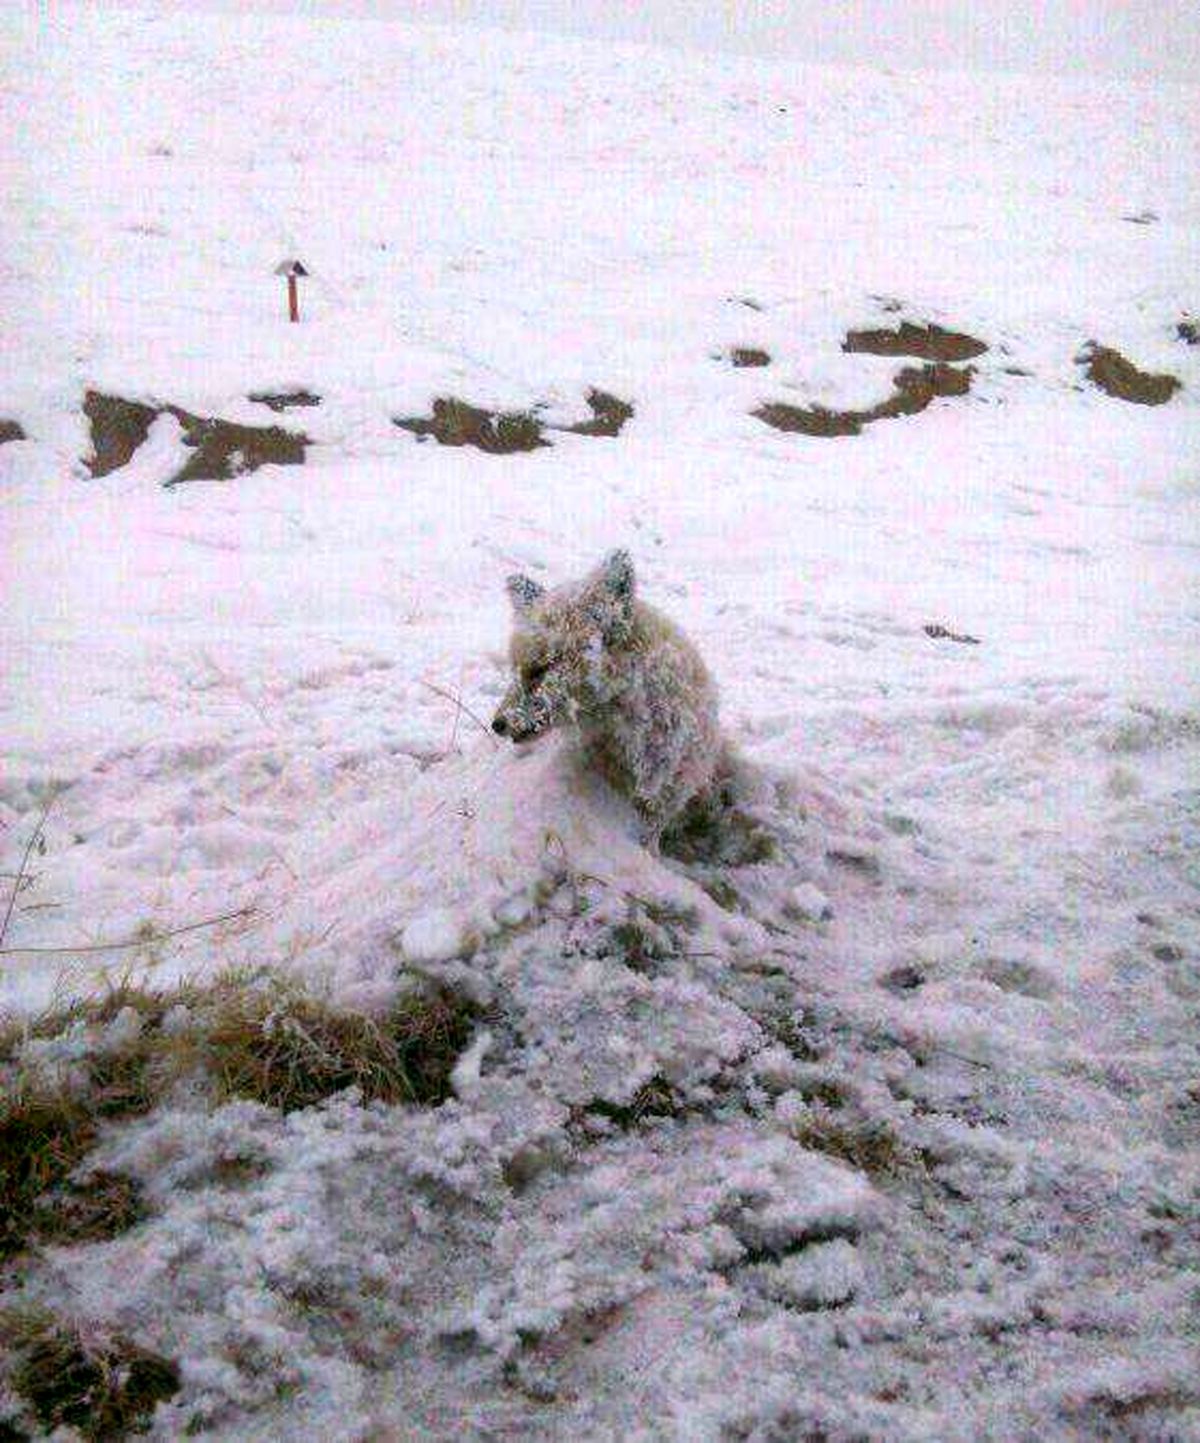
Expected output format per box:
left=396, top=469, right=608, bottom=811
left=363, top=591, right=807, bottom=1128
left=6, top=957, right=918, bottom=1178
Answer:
left=3, top=735, right=1198, bottom=1441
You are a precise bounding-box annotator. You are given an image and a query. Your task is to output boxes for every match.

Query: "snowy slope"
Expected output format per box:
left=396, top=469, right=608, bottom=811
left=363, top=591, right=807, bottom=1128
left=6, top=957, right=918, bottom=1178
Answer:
left=1, top=6, right=1198, bottom=1440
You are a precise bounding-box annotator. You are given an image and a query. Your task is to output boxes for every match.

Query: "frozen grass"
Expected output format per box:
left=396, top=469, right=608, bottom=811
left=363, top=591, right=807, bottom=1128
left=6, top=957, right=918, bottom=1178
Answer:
left=198, top=977, right=477, bottom=1112
left=789, top=1107, right=917, bottom=1181
left=571, top=1075, right=684, bottom=1133
left=0, top=1307, right=180, bottom=1439
left=0, top=973, right=478, bottom=1259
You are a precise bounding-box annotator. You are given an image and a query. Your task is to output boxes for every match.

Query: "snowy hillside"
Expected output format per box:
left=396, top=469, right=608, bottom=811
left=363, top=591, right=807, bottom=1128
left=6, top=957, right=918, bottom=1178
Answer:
left=1, top=6, right=1198, bottom=1439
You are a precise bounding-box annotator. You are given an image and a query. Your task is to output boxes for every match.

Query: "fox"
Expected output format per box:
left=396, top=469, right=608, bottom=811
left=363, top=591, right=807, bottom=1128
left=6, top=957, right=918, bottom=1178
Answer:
left=491, top=550, right=723, bottom=845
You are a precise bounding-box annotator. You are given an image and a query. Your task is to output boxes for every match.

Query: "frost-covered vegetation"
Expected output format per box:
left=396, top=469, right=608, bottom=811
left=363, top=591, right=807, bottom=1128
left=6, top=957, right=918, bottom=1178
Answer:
left=1, top=5, right=1197, bottom=1439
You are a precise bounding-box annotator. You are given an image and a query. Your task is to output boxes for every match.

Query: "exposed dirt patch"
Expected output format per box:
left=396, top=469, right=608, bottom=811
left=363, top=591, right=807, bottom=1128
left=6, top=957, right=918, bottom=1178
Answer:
left=1078, top=343, right=1182, bottom=405
left=396, top=397, right=549, bottom=454
left=558, top=388, right=635, bottom=437
left=248, top=388, right=322, bottom=412
left=0, top=420, right=25, bottom=445
left=843, top=321, right=987, bottom=363
left=889, top=363, right=974, bottom=403
left=83, top=391, right=309, bottom=483
left=755, top=361, right=975, bottom=438
left=83, top=391, right=159, bottom=477
left=730, top=348, right=771, bottom=369
left=166, top=412, right=309, bottom=486
left=1177, top=318, right=1199, bottom=346
left=879, top=964, right=925, bottom=995
left=755, top=401, right=863, bottom=438
left=397, top=390, right=636, bottom=452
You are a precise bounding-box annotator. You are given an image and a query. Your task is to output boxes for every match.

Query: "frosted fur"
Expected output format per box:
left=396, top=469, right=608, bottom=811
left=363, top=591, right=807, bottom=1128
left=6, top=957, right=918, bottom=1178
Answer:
left=493, top=552, right=722, bottom=840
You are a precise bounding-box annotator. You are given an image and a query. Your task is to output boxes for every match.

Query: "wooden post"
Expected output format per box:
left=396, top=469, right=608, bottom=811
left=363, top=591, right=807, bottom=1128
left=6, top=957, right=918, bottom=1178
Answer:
left=274, top=259, right=309, bottom=324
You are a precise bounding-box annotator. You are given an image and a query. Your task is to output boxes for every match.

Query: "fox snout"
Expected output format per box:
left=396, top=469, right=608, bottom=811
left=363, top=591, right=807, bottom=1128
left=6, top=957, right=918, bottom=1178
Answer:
left=491, top=687, right=552, bottom=743
left=491, top=712, right=529, bottom=739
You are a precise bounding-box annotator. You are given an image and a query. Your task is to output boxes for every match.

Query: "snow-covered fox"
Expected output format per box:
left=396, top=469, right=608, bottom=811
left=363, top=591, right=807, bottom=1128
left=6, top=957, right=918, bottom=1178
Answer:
left=492, top=550, right=722, bottom=843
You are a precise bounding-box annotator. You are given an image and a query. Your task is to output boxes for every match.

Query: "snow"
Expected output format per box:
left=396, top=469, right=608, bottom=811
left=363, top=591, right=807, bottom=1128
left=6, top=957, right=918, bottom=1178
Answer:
left=1, top=5, right=1199, bottom=1439
left=787, top=881, right=833, bottom=922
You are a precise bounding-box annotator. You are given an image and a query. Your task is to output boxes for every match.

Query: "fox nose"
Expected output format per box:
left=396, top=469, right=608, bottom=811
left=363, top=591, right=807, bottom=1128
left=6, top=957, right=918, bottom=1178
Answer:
left=492, top=715, right=509, bottom=736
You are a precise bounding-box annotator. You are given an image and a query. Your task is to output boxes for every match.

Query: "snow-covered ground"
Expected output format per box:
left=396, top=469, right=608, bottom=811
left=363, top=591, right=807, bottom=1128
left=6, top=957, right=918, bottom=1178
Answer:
left=1, top=6, right=1198, bottom=1438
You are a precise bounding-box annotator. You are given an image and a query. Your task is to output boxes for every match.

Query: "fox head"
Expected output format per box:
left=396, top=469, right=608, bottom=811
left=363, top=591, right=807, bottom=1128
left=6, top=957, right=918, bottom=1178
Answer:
left=492, top=550, right=636, bottom=743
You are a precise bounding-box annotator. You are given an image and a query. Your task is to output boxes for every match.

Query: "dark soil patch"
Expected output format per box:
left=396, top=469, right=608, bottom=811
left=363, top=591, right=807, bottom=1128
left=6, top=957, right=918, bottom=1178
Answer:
left=1177, top=318, right=1199, bottom=346
left=83, top=391, right=309, bottom=483
left=4, top=1315, right=180, bottom=1439
left=755, top=401, right=863, bottom=438
left=888, top=362, right=974, bottom=404
left=754, top=361, right=975, bottom=438
left=879, top=964, right=925, bottom=994
left=1152, top=942, right=1185, bottom=963
left=730, top=348, right=771, bottom=368
left=83, top=391, right=159, bottom=477
left=0, top=420, right=25, bottom=446
left=397, top=390, right=636, bottom=452
left=1078, top=343, right=1181, bottom=405
left=559, top=389, right=635, bottom=437
left=843, top=321, right=987, bottom=363
left=165, top=411, right=308, bottom=486
left=825, top=846, right=881, bottom=877
left=248, top=388, right=322, bottom=412
left=395, top=397, right=549, bottom=454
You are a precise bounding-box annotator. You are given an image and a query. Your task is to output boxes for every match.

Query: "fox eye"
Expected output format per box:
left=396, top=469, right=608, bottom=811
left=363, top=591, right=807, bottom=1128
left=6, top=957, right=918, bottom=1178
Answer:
left=524, top=662, right=549, bottom=686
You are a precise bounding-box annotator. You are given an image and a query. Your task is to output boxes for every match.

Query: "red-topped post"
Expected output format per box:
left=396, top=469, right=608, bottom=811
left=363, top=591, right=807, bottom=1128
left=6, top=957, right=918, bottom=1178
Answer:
left=274, top=259, right=309, bottom=323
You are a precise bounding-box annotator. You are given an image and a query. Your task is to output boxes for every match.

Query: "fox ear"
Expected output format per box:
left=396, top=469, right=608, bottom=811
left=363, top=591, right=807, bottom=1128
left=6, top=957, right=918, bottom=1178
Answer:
left=600, top=549, right=635, bottom=603
left=506, top=573, right=545, bottom=614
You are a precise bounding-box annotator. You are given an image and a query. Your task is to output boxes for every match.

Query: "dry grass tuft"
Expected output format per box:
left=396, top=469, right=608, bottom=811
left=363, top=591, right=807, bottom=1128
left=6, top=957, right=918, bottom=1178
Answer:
left=198, top=983, right=477, bottom=1112
left=791, top=1107, right=915, bottom=1179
